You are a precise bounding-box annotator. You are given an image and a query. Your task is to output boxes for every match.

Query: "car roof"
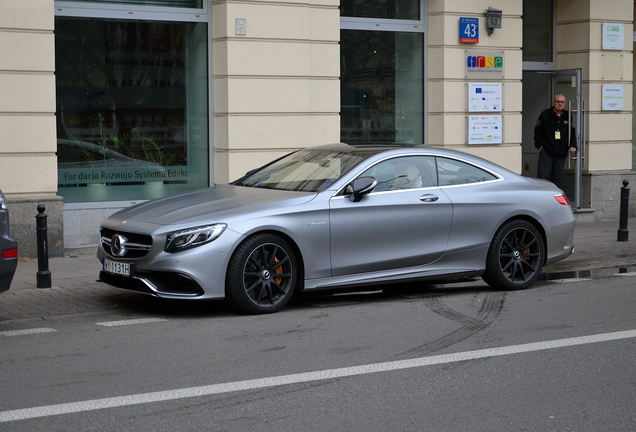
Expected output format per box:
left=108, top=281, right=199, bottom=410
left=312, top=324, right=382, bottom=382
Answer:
left=309, top=143, right=517, bottom=178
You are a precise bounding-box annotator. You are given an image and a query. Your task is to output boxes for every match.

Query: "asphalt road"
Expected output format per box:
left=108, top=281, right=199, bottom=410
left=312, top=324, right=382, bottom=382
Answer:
left=1, top=271, right=636, bottom=431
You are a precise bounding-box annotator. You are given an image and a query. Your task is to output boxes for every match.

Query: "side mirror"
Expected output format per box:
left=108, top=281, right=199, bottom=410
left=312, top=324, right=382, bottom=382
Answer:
left=348, top=177, right=377, bottom=202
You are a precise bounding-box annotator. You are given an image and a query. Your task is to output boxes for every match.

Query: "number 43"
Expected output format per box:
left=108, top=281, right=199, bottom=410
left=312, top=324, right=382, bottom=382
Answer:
left=464, top=23, right=477, bottom=38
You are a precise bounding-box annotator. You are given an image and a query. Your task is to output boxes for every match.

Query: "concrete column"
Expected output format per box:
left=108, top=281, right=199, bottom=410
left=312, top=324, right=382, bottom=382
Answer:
left=213, top=0, right=341, bottom=183
left=427, top=0, right=523, bottom=173
left=0, top=1, right=63, bottom=257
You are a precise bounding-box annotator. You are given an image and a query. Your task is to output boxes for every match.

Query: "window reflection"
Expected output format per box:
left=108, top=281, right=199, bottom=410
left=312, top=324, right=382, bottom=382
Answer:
left=55, top=18, right=209, bottom=202
left=341, top=30, right=423, bottom=144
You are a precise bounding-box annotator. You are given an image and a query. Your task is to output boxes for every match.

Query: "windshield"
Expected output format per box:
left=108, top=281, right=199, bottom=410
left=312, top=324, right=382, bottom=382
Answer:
left=233, top=149, right=374, bottom=192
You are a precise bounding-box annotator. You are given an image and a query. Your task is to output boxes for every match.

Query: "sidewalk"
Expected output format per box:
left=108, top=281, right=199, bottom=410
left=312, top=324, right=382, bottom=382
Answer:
left=1, top=219, right=635, bottom=322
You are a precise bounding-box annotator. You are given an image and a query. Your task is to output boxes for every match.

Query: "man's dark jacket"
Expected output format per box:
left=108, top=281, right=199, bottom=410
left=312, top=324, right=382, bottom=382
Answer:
left=533, top=107, right=577, bottom=158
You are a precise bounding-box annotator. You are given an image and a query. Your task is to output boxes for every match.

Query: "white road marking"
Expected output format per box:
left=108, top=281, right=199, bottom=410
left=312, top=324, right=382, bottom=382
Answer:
left=2, top=329, right=636, bottom=423
left=0, top=328, right=57, bottom=337
left=95, top=318, right=167, bottom=327
left=615, top=272, right=636, bottom=277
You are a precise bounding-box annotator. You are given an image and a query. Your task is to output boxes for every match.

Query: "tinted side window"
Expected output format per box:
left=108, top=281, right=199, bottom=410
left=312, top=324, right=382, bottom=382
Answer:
left=360, top=156, right=437, bottom=192
left=437, top=158, right=498, bottom=186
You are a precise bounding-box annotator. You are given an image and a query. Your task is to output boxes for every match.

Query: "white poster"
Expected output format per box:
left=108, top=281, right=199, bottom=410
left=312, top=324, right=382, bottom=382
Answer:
left=468, top=115, right=502, bottom=144
left=602, top=23, right=624, bottom=50
left=468, top=82, right=502, bottom=112
left=602, top=84, right=624, bottom=110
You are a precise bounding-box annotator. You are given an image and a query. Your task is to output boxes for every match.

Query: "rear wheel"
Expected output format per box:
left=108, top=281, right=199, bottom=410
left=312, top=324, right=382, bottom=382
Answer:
left=482, top=220, right=545, bottom=290
left=226, top=233, right=297, bottom=314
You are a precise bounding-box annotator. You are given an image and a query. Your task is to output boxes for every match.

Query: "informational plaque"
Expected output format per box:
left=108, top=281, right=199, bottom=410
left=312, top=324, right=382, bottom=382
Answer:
left=468, top=115, right=502, bottom=144
left=602, top=23, right=624, bottom=50
left=468, top=83, right=502, bottom=112
left=602, top=84, right=624, bottom=110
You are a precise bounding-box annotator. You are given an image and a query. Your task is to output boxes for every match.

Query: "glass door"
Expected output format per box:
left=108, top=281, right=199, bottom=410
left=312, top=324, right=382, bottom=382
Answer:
left=552, top=69, right=582, bottom=208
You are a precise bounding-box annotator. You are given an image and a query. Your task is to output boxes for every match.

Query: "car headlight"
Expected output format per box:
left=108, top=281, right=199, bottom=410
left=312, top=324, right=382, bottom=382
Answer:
left=165, top=224, right=227, bottom=253
left=0, top=190, right=6, bottom=210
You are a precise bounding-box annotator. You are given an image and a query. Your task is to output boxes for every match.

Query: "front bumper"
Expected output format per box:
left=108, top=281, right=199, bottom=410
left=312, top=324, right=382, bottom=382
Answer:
left=97, top=225, right=243, bottom=300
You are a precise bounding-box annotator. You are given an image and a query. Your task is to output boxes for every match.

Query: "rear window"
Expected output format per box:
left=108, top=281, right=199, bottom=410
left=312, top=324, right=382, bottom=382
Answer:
left=437, top=158, right=498, bottom=186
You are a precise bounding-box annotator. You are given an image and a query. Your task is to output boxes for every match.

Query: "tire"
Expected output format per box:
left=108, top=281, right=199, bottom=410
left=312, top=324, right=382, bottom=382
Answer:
left=482, top=219, right=545, bottom=290
left=226, top=233, right=298, bottom=314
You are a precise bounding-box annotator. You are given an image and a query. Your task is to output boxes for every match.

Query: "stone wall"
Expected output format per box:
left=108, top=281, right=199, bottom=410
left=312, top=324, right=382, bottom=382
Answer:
left=584, top=172, right=636, bottom=220
left=7, top=197, right=64, bottom=258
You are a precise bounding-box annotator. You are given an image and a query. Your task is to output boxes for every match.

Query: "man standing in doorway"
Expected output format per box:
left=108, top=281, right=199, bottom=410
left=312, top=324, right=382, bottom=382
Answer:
left=534, top=94, right=577, bottom=188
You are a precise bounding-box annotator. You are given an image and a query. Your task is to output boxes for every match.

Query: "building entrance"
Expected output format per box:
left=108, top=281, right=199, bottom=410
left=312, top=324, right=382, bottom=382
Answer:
left=522, top=69, right=583, bottom=208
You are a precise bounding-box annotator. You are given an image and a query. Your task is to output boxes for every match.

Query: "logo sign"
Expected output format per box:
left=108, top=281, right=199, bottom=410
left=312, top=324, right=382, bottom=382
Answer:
left=111, top=234, right=128, bottom=257
left=465, top=50, right=504, bottom=79
left=460, top=17, right=479, bottom=43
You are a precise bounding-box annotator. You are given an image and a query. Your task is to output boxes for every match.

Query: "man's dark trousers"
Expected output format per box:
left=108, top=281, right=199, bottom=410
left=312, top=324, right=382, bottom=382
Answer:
left=537, top=150, right=566, bottom=188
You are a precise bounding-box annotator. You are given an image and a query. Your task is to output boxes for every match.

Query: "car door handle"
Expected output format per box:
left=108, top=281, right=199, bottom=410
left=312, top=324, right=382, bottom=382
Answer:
left=419, top=194, right=439, bottom=202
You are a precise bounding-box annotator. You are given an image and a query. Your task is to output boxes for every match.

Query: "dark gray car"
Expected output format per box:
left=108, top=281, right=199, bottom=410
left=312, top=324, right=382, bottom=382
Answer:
left=0, top=189, right=18, bottom=293
left=98, top=144, right=575, bottom=314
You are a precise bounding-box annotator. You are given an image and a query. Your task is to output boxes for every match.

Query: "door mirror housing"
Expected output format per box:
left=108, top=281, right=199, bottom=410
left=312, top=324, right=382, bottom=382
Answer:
left=347, top=177, right=377, bottom=202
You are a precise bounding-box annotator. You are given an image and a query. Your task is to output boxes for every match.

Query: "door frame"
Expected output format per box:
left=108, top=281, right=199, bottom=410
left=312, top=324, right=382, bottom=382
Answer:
left=552, top=69, right=582, bottom=208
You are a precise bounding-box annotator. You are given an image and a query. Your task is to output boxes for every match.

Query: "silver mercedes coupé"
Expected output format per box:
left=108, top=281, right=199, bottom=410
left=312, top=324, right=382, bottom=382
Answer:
left=97, top=144, right=575, bottom=314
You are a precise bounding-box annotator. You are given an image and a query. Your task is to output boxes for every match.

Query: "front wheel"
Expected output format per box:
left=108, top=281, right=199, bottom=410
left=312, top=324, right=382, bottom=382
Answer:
left=226, top=233, right=298, bottom=314
left=482, top=220, right=545, bottom=290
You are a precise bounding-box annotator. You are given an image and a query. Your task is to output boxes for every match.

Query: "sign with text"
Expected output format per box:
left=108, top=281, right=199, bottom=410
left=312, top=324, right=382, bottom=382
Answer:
left=468, top=115, right=502, bottom=144
left=602, top=23, right=624, bottom=50
left=460, top=17, right=479, bottom=43
left=465, top=50, right=504, bottom=79
left=58, top=167, right=189, bottom=185
left=602, top=84, right=624, bottom=110
left=468, top=83, right=502, bottom=112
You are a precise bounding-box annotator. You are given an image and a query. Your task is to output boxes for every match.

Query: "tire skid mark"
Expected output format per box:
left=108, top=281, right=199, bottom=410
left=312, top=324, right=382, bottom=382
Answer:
left=396, top=292, right=506, bottom=359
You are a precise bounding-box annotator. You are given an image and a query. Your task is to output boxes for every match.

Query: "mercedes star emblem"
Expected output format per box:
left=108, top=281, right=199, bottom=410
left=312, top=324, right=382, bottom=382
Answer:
left=111, top=234, right=128, bottom=257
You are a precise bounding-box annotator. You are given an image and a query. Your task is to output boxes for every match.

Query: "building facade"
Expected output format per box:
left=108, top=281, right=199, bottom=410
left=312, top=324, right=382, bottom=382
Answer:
left=0, top=0, right=634, bottom=257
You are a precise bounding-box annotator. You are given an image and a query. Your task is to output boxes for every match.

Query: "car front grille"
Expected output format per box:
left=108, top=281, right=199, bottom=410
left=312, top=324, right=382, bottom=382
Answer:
left=99, top=270, right=205, bottom=297
left=100, top=227, right=153, bottom=258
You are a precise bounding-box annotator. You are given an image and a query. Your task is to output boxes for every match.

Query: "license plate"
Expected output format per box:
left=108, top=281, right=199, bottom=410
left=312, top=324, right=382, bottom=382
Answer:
left=103, top=259, right=131, bottom=277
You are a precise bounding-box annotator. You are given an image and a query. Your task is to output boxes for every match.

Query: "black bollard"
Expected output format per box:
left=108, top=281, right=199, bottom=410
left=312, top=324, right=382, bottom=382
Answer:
left=617, top=180, right=630, bottom=242
left=36, top=204, right=52, bottom=288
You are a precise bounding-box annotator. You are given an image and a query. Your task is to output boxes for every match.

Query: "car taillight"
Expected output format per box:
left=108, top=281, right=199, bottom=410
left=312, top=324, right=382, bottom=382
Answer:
left=554, top=194, right=570, bottom=205
left=2, top=248, right=17, bottom=259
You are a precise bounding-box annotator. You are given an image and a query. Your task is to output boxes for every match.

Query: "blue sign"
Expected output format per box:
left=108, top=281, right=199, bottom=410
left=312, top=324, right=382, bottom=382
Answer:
left=460, top=17, right=479, bottom=43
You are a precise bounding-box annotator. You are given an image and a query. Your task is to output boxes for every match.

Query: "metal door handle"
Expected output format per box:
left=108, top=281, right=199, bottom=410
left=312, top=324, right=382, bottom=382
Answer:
left=419, top=194, right=439, bottom=202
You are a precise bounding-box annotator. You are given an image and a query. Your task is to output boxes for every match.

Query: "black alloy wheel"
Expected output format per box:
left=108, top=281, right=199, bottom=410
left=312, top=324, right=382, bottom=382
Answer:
left=226, top=233, right=297, bottom=314
left=483, top=219, right=545, bottom=290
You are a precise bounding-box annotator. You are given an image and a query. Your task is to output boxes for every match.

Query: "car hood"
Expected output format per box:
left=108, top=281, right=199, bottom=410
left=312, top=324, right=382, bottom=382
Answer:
left=108, top=185, right=317, bottom=226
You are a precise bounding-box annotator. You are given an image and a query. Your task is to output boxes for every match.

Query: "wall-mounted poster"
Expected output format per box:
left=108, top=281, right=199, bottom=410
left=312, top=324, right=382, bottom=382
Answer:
left=468, top=115, right=502, bottom=144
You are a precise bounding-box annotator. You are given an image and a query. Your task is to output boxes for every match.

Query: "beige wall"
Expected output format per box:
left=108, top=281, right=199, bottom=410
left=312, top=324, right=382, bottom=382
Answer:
left=0, top=0, right=57, bottom=198
left=428, top=0, right=523, bottom=173
left=213, top=0, right=341, bottom=183
left=557, top=0, right=633, bottom=172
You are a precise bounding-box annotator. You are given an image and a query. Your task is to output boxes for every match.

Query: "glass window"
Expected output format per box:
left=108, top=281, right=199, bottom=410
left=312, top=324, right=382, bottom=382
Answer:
left=341, top=30, right=424, bottom=144
left=360, top=156, right=436, bottom=191
left=437, top=158, right=498, bottom=186
left=55, top=17, right=209, bottom=203
left=62, top=0, right=203, bottom=8
left=340, top=0, right=420, bottom=20
left=523, top=0, right=553, bottom=63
